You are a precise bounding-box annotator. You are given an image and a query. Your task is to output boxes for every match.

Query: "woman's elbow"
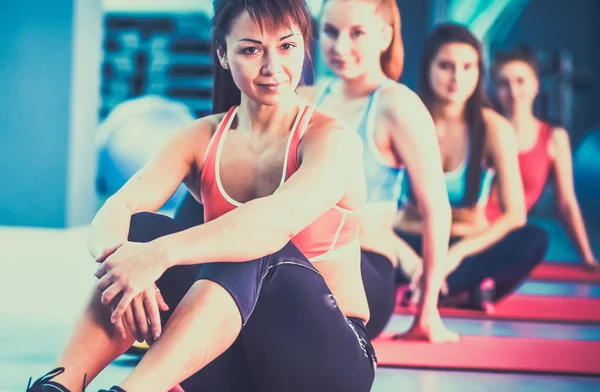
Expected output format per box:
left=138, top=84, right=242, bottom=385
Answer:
left=282, top=224, right=298, bottom=248
left=274, top=209, right=306, bottom=246
left=244, top=198, right=296, bottom=252
left=556, top=196, right=578, bottom=217
left=254, top=223, right=294, bottom=256
left=508, top=208, right=527, bottom=229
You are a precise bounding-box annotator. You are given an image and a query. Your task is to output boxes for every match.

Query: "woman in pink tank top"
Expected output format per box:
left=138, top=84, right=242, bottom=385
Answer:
left=488, top=47, right=598, bottom=270
left=26, top=1, right=379, bottom=391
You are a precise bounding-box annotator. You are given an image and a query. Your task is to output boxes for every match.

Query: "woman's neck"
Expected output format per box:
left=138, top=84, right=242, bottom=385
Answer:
left=338, top=69, right=388, bottom=100
left=504, top=106, right=538, bottom=134
left=237, top=94, right=302, bottom=136
left=432, top=101, right=465, bottom=124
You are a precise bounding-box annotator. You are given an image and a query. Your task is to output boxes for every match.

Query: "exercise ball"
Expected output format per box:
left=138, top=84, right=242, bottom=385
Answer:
left=573, top=128, right=600, bottom=222
left=96, top=95, right=195, bottom=209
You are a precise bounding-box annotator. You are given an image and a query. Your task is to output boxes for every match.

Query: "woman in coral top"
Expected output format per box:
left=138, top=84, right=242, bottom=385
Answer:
left=26, top=1, right=377, bottom=391
left=488, top=48, right=598, bottom=270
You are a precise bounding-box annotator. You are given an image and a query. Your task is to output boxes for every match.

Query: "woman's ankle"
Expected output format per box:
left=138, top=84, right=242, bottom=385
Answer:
left=27, top=368, right=87, bottom=392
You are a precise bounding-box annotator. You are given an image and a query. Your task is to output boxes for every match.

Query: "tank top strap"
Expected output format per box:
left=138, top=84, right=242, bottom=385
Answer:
left=201, top=106, right=238, bottom=179
left=314, top=79, right=335, bottom=107
left=361, top=79, right=393, bottom=140
left=539, top=122, right=553, bottom=146
left=204, top=106, right=237, bottom=160
left=286, top=104, right=315, bottom=180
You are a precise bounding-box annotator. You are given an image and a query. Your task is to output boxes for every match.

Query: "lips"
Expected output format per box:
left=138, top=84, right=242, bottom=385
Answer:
left=330, top=58, right=347, bottom=68
left=257, top=81, right=286, bottom=87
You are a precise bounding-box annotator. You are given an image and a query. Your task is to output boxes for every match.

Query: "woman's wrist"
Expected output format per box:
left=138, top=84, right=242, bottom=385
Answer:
left=152, top=235, right=180, bottom=269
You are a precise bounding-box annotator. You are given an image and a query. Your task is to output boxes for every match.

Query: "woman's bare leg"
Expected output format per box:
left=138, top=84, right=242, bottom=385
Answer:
left=118, top=280, right=242, bottom=392
left=49, top=288, right=136, bottom=391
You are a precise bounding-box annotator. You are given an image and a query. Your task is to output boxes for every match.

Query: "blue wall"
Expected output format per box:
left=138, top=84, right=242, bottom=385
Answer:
left=2, top=0, right=597, bottom=227
left=397, top=0, right=430, bottom=90
left=0, top=0, right=101, bottom=227
left=497, top=0, right=600, bottom=141
left=397, top=0, right=599, bottom=141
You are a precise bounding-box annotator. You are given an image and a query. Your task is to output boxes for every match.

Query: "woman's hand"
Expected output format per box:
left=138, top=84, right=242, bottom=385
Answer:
left=398, top=250, right=423, bottom=287
left=89, top=238, right=126, bottom=262
left=95, top=241, right=171, bottom=331
left=118, top=284, right=169, bottom=342
left=445, top=243, right=466, bottom=277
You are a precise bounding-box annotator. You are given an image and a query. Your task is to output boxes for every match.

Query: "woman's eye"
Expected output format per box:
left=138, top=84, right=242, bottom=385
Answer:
left=242, top=47, right=259, bottom=55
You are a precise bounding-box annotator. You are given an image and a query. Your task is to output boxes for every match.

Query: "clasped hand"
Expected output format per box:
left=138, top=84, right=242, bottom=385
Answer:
left=94, top=241, right=170, bottom=341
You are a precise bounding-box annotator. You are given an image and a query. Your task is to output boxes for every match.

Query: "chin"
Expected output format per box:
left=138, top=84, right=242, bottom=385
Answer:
left=507, top=104, right=519, bottom=114
left=437, top=94, right=467, bottom=106
left=329, top=66, right=361, bottom=81
left=514, top=100, right=533, bottom=110
left=451, top=97, right=470, bottom=105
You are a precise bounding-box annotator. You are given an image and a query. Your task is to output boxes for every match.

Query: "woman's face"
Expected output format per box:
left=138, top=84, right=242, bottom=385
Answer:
left=319, top=0, right=390, bottom=80
left=495, top=60, right=539, bottom=114
left=428, top=42, right=480, bottom=105
left=219, top=11, right=306, bottom=106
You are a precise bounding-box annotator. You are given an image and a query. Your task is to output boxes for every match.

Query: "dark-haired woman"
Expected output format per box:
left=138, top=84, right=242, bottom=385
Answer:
left=26, top=1, right=376, bottom=391
left=394, top=23, right=548, bottom=312
left=487, top=48, right=598, bottom=270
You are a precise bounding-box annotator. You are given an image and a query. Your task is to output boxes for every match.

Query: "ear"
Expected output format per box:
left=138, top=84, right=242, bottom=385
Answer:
left=381, top=25, right=393, bottom=53
left=216, top=45, right=229, bottom=70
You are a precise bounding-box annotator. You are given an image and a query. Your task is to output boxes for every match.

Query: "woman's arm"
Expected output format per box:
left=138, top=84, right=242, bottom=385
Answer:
left=88, top=120, right=210, bottom=259
left=450, top=109, right=526, bottom=260
left=549, top=127, right=597, bottom=265
left=393, top=233, right=424, bottom=282
left=379, top=85, right=452, bottom=313
left=157, top=118, right=366, bottom=267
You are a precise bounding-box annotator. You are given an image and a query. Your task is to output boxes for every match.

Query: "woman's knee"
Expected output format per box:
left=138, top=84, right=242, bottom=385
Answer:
left=271, top=241, right=312, bottom=266
left=194, top=244, right=319, bottom=326
left=516, top=225, right=549, bottom=260
left=189, top=279, right=243, bottom=327
left=531, top=225, right=549, bottom=254
left=86, top=288, right=134, bottom=346
left=173, top=193, right=205, bottom=229
left=128, top=212, right=185, bottom=243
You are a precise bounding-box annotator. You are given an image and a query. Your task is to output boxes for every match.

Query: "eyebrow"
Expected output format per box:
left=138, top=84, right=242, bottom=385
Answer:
left=238, top=33, right=298, bottom=44
left=323, top=23, right=364, bottom=29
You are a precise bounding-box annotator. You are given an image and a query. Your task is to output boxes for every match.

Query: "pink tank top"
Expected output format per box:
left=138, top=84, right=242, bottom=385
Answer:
left=200, top=105, right=360, bottom=261
left=486, top=122, right=553, bottom=221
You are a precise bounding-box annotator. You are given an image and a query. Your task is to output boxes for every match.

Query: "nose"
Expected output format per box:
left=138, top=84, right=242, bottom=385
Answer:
left=261, top=50, right=282, bottom=76
left=450, top=67, right=460, bottom=84
left=505, top=82, right=517, bottom=98
left=332, top=34, right=351, bottom=56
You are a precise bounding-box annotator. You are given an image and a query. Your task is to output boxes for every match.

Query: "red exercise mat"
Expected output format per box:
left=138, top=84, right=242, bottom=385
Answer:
left=395, top=295, right=600, bottom=324
left=372, top=334, right=600, bottom=376
left=531, top=262, right=600, bottom=283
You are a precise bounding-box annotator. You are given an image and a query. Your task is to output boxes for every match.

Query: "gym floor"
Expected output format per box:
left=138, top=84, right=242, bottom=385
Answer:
left=2, top=217, right=600, bottom=391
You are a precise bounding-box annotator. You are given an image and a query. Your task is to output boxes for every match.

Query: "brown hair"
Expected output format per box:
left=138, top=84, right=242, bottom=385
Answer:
left=418, top=23, right=490, bottom=206
left=211, top=0, right=314, bottom=113
left=492, top=46, right=539, bottom=80
left=376, top=0, right=404, bottom=80
left=322, top=0, right=404, bottom=80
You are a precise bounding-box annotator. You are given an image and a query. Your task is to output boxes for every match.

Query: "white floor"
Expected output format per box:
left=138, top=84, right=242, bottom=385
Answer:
left=2, top=224, right=599, bottom=392
left=0, top=226, right=135, bottom=391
